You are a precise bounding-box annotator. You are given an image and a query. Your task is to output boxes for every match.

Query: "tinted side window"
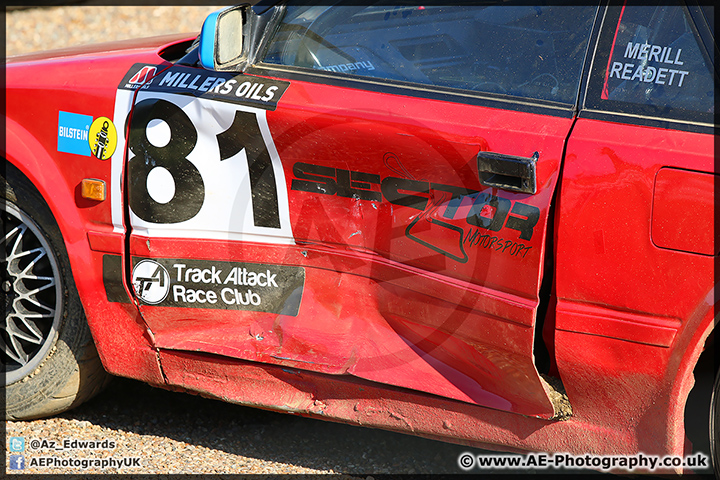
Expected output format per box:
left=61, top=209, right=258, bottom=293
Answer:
left=586, top=2, right=715, bottom=122
left=262, top=2, right=597, bottom=104
left=701, top=5, right=713, bottom=36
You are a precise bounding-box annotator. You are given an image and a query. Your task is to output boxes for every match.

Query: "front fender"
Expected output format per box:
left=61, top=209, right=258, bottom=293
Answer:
left=3, top=116, right=165, bottom=385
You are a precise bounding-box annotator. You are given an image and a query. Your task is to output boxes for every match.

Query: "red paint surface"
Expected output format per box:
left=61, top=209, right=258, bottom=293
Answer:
left=652, top=167, right=716, bottom=256
left=3, top=29, right=715, bottom=470
left=128, top=66, right=570, bottom=418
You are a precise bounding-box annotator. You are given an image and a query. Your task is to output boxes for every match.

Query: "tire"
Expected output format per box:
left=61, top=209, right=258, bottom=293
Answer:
left=2, top=169, right=110, bottom=420
left=711, top=368, right=720, bottom=478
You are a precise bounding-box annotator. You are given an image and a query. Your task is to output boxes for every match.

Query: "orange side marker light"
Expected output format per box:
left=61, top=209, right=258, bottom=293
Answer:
left=81, top=179, right=106, bottom=201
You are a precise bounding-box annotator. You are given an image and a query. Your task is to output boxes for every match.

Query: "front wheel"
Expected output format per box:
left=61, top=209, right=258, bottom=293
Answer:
left=711, top=368, right=720, bottom=478
left=2, top=172, right=110, bottom=420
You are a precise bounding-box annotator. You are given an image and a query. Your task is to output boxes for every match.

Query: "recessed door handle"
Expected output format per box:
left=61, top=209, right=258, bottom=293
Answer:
left=477, top=151, right=538, bottom=194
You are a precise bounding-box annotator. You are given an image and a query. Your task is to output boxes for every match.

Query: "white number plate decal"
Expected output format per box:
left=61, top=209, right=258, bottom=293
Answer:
left=112, top=70, right=293, bottom=245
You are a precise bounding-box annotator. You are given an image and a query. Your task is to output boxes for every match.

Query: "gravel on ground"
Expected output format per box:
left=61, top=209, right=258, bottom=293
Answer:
left=7, top=376, right=482, bottom=475
left=6, top=5, right=224, bottom=57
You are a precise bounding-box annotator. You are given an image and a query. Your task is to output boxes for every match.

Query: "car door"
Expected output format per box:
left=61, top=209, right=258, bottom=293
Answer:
left=114, top=2, right=598, bottom=419
left=554, top=1, right=716, bottom=427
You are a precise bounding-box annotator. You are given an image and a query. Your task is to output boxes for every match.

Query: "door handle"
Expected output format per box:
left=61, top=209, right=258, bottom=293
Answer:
left=476, top=151, right=538, bottom=194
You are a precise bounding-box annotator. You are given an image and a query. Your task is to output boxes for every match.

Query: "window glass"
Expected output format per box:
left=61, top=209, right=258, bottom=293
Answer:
left=589, top=2, right=714, bottom=119
left=262, top=2, right=597, bottom=104
left=701, top=5, right=713, bottom=36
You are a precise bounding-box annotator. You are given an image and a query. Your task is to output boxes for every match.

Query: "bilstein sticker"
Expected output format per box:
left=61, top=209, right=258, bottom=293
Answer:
left=131, top=257, right=304, bottom=316
left=88, top=116, right=117, bottom=160
left=57, top=111, right=92, bottom=156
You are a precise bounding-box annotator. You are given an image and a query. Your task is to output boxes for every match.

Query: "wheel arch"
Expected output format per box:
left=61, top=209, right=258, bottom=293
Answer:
left=667, top=287, right=716, bottom=457
left=2, top=154, right=114, bottom=418
left=3, top=127, right=166, bottom=389
left=3, top=116, right=88, bottom=246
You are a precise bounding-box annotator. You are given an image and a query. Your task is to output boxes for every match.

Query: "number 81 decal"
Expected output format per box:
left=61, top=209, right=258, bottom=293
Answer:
left=125, top=92, right=293, bottom=244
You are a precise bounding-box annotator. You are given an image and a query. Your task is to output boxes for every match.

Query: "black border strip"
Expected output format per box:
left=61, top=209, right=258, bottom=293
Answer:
left=247, top=64, right=578, bottom=119
left=1, top=2, right=7, bottom=473
left=579, top=108, right=715, bottom=134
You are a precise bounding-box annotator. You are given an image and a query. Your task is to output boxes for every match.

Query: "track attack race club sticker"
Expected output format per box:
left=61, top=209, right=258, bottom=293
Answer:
left=131, top=257, right=305, bottom=316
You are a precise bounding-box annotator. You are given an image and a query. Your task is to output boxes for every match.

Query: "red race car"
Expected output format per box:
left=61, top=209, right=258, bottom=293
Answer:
left=4, top=1, right=716, bottom=474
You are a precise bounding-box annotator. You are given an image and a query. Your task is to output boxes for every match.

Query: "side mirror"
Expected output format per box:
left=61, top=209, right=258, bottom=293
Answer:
left=199, top=5, right=250, bottom=71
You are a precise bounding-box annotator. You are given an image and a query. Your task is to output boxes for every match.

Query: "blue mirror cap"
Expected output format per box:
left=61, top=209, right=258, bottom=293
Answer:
left=199, top=9, right=224, bottom=70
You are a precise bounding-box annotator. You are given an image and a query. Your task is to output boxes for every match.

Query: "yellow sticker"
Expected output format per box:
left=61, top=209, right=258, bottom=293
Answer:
left=88, top=117, right=117, bottom=160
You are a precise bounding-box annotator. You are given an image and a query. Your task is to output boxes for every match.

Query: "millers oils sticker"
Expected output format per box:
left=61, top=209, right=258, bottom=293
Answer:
left=131, top=257, right=304, bottom=316
left=118, top=63, right=290, bottom=111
